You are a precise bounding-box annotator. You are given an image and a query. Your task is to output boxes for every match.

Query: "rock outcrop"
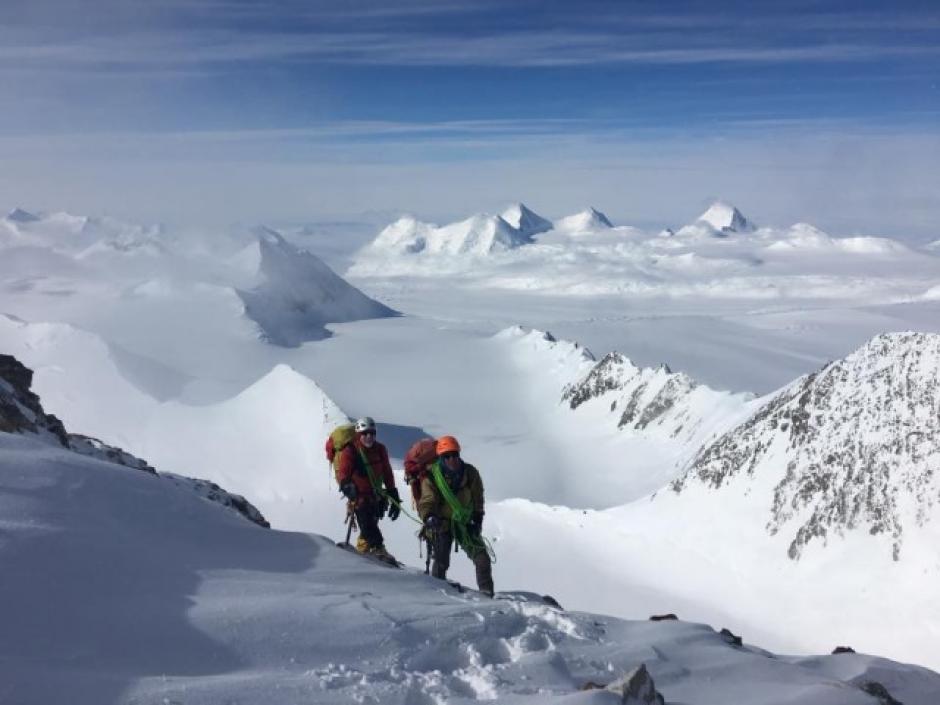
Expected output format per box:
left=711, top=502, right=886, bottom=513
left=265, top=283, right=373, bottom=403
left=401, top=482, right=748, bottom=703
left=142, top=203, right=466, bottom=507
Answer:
left=0, top=354, right=268, bottom=527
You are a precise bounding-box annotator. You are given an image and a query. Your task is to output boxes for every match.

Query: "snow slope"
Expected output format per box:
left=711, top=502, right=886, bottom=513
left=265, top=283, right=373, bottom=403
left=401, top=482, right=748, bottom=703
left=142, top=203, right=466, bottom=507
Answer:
left=236, top=228, right=397, bottom=346
left=3, top=369, right=939, bottom=705
left=493, top=326, right=753, bottom=503
left=673, top=331, right=940, bottom=562
left=4, top=201, right=940, bottom=678
left=0, top=314, right=349, bottom=531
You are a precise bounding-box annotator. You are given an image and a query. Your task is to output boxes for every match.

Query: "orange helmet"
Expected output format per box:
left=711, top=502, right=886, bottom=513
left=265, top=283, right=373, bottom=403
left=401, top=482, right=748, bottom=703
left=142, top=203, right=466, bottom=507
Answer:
left=436, top=435, right=460, bottom=455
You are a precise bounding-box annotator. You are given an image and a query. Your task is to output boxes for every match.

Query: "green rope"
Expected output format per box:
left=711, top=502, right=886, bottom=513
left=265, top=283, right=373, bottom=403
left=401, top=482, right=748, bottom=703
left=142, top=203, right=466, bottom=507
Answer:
left=356, top=448, right=424, bottom=525
left=429, top=462, right=496, bottom=562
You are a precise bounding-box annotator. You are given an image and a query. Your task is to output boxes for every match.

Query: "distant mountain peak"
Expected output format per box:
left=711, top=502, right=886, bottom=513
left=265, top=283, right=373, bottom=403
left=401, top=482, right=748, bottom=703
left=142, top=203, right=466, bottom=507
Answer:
left=697, top=201, right=753, bottom=233
left=555, top=207, right=614, bottom=233
left=6, top=208, right=40, bottom=223
left=501, top=203, right=553, bottom=237
left=237, top=229, right=396, bottom=347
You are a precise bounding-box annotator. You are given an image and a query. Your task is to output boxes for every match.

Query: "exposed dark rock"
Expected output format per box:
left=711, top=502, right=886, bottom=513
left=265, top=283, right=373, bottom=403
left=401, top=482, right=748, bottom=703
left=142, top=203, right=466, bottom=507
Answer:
left=67, top=434, right=156, bottom=474
left=563, top=352, right=630, bottom=409
left=580, top=681, right=605, bottom=691
left=673, top=332, right=940, bottom=561
left=607, top=663, right=666, bottom=705
left=164, top=475, right=270, bottom=528
left=0, top=354, right=69, bottom=446
left=1, top=354, right=269, bottom=528
left=860, top=680, right=904, bottom=705
left=649, top=613, right=678, bottom=622
left=832, top=645, right=856, bottom=654
left=632, top=375, right=696, bottom=430
left=719, top=627, right=743, bottom=647
left=541, top=594, right=563, bottom=609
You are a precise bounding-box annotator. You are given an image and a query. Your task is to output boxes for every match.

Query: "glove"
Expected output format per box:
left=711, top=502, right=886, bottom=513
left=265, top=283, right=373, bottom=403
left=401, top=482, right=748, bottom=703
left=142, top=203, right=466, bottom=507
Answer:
left=469, top=511, right=484, bottom=536
left=340, top=482, right=357, bottom=501
left=387, top=488, right=402, bottom=521
left=375, top=495, right=389, bottom=519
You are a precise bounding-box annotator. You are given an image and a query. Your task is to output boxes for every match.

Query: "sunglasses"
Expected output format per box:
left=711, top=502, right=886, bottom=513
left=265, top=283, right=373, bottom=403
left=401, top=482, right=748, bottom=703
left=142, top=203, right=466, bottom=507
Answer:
left=361, top=430, right=376, bottom=437
left=441, top=452, right=460, bottom=460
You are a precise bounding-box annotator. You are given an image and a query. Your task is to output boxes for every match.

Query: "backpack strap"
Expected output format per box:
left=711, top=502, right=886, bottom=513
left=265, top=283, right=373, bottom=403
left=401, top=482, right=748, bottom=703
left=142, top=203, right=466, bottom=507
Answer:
left=356, top=447, right=383, bottom=495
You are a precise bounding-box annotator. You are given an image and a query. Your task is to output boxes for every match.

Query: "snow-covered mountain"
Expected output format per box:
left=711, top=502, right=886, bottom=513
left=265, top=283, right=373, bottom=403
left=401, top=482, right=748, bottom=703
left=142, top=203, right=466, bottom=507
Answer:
left=672, top=331, right=940, bottom=562
left=555, top=207, right=614, bottom=233
left=501, top=202, right=554, bottom=237
left=237, top=228, right=397, bottom=346
left=563, top=350, right=753, bottom=451
left=677, top=201, right=755, bottom=237
left=491, top=327, right=752, bottom=505
left=4, top=355, right=939, bottom=705
left=362, top=212, right=535, bottom=260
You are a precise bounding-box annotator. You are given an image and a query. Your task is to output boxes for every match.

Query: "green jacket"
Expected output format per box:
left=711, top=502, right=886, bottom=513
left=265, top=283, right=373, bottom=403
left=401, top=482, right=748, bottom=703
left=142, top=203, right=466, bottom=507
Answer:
left=417, top=461, right=485, bottom=522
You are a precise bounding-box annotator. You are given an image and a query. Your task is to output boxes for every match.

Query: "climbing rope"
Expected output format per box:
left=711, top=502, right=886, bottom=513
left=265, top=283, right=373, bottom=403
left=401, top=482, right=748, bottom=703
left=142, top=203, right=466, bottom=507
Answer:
left=429, top=463, right=496, bottom=563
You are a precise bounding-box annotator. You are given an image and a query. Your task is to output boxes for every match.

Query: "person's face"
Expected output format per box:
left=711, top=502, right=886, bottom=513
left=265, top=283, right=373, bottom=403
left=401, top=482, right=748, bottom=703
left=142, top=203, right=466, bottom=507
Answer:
left=441, top=451, right=460, bottom=470
left=361, top=430, right=376, bottom=447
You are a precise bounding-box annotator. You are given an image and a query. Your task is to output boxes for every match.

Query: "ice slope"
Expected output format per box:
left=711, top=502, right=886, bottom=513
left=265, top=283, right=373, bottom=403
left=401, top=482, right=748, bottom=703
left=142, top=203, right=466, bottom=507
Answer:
left=236, top=228, right=397, bottom=346
left=3, top=407, right=939, bottom=704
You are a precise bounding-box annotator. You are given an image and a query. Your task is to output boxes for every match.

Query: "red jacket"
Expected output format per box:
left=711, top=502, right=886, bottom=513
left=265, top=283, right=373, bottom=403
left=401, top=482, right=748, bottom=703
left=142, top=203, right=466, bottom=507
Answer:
left=335, top=436, right=396, bottom=503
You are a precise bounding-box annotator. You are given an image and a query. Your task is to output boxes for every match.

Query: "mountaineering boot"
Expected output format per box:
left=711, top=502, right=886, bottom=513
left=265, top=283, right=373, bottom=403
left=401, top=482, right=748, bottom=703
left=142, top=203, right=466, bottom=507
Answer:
left=368, top=544, right=398, bottom=565
left=355, top=535, right=370, bottom=554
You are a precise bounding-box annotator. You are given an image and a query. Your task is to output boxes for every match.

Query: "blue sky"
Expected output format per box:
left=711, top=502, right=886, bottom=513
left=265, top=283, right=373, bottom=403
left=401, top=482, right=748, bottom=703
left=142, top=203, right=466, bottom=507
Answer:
left=1, top=0, right=938, bottom=234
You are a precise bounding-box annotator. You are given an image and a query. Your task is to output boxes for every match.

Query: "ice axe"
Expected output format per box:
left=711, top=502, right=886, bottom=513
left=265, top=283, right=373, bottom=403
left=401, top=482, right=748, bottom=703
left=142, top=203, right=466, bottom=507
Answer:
left=343, top=506, right=356, bottom=546
left=421, top=527, right=434, bottom=575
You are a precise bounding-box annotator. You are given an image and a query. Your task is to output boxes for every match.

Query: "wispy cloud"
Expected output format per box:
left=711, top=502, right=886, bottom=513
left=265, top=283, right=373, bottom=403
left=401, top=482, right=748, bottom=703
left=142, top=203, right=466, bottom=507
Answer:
left=2, top=24, right=939, bottom=72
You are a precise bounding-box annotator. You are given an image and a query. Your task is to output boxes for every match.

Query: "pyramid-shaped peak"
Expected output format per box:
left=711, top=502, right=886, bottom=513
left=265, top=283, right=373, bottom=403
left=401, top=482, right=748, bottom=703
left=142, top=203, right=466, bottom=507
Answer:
left=555, top=207, right=614, bottom=233
left=6, top=207, right=40, bottom=223
left=583, top=207, right=613, bottom=227
left=500, top=203, right=553, bottom=237
left=697, top=201, right=753, bottom=233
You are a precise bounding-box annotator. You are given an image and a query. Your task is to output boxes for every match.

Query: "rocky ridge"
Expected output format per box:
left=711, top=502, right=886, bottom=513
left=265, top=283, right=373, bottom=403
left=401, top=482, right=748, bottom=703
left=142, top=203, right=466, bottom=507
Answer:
left=0, top=353, right=269, bottom=527
left=672, top=332, right=940, bottom=560
left=562, top=350, right=750, bottom=448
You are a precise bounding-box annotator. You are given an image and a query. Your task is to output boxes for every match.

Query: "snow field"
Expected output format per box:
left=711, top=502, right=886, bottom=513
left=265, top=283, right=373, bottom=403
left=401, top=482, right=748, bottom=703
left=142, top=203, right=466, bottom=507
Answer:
left=5, top=430, right=937, bottom=704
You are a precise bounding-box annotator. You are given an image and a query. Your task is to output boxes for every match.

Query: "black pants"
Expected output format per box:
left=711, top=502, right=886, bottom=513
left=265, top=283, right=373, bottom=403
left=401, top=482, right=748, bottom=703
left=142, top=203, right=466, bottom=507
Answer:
left=431, top=528, right=494, bottom=595
left=355, top=499, right=384, bottom=550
